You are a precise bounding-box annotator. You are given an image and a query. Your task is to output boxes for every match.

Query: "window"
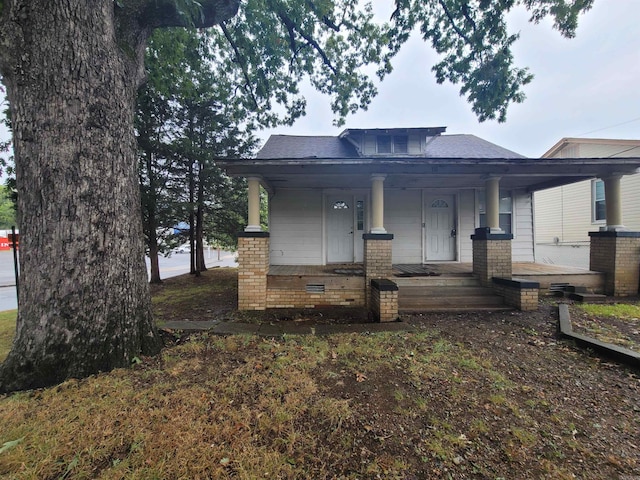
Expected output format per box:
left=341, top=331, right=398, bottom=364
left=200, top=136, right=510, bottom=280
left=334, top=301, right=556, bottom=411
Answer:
left=356, top=200, right=364, bottom=230
left=592, top=179, right=606, bottom=222
left=478, top=190, right=513, bottom=234
left=376, top=135, right=408, bottom=154
left=332, top=200, right=349, bottom=210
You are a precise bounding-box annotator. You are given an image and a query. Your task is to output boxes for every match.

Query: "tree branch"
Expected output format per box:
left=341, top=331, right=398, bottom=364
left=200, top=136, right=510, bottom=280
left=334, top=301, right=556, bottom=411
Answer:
left=275, top=9, right=338, bottom=76
left=220, top=23, right=260, bottom=111
left=139, top=0, right=239, bottom=29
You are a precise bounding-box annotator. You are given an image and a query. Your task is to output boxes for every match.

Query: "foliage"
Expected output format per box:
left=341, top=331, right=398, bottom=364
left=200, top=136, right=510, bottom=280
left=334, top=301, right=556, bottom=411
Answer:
left=389, top=0, right=593, bottom=122
left=211, top=0, right=399, bottom=127
left=137, top=28, right=257, bottom=268
left=0, top=185, right=15, bottom=229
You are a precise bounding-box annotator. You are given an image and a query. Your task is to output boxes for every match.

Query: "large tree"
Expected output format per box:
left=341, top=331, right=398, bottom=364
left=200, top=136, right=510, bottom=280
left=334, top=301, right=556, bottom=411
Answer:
left=0, top=1, right=240, bottom=393
left=0, top=0, right=591, bottom=392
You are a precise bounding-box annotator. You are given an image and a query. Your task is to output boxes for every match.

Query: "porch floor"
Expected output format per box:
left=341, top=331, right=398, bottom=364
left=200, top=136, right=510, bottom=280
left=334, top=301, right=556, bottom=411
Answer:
left=268, top=262, right=599, bottom=276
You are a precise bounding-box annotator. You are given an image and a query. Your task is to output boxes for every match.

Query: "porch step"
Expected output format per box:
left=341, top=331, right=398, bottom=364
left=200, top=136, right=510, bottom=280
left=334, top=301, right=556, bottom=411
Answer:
left=393, top=275, right=479, bottom=288
left=399, top=285, right=509, bottom=312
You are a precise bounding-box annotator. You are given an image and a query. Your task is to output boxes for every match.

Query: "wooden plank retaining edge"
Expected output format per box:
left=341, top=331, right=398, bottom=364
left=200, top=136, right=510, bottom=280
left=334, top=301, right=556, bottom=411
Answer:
left=557, top=304, right=640, bottom=369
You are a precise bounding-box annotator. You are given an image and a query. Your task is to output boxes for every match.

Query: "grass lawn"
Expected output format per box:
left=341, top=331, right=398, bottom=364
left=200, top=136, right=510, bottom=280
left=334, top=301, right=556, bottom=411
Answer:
left=1, top=270, right=639, bottom=479
left=0, top=310, right=16, bottom=363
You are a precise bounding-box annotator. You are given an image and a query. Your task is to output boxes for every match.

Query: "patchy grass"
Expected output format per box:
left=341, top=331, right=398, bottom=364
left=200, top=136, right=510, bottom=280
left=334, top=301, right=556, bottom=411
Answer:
left=571, top=302, right=640, bottom=351
left=1, top=271, right=639, bottom=479
left=577, top=302, right=640, bottom=320
left=0, top=310, right=16, bottom=362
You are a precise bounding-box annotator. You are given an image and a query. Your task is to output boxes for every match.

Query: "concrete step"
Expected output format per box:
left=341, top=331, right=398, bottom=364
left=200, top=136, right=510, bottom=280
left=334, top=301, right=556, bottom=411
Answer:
left=400, top=294, right=506, bottom=308
left=400, top=305, right=513, bottom=313
left=393, top=275, right=479, bottom=287
left=399, top=286, right=495, bottom=297
left=567, top=292, right=608, bottom=303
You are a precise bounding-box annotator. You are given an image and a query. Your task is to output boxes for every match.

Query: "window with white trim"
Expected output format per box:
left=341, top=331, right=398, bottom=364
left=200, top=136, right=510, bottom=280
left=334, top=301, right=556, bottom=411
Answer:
left=478, top=190, right=513, bottom=235
left=592, top=179, right=606, bottom=222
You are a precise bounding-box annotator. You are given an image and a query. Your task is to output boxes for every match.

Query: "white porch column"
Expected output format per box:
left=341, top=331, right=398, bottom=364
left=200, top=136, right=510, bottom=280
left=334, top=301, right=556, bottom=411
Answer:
left=370, top=174, right=387, bottom=234
left=603, top=174, right=625, bottom=231
left=485, top=176, right=502, bottom=233
left=245, top=176, right=262, bottom=232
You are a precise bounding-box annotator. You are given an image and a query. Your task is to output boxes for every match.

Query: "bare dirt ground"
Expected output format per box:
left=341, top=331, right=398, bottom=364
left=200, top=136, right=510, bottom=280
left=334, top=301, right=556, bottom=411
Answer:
left=146, top=268, right=640, bottom=479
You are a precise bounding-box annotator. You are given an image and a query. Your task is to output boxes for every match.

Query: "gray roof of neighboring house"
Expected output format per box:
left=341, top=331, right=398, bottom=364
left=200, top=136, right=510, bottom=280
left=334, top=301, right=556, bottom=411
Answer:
left=256, top=133, right=526, bottom=159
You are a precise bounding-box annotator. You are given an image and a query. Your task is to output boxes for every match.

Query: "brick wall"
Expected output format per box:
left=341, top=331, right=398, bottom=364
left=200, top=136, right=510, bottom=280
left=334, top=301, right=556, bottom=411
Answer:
left=589, top=231, right=640, bottom=296
left=472, top=229, right=513, bottom=287
left=370, top=279, right=399, bottom=322
left=364, top=234, right=393, bottom=306
left=493, top=278, right=539, bottom=311
left=266, top=275, right=365, bottom=308
left=237, top=233, right=269, bottom=310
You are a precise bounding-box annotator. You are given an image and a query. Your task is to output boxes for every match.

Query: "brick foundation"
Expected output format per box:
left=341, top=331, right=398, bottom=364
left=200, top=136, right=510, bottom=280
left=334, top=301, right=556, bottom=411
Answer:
left=363, top=234, right=393, bottom=306
left=589, top=231, right=640, bottom=296
left=471, top=228, right=513, bottom=287
left=266, top=275, right=365, bottom=308
left=237, top=232, right=269, bottom=310
left=370, top=279, right=399, bottom=322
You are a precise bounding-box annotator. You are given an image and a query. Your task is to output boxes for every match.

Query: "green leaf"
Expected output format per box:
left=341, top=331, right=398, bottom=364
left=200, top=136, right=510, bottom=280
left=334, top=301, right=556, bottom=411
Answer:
left=0, top=437, right=24, bottom=454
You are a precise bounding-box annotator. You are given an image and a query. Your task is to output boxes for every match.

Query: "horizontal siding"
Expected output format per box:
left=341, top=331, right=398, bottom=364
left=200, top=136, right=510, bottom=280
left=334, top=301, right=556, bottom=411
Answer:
left=537, top=140, right=640, bottom=245
left=385, top=189, right=422, bottom=264
left=269, top=189, right=323, bottom=265
left=459, top=189, right=475, bottom=262
left=512, top=191, right=534, bottom=262
left=534, top=188, right=563, bottom=243
left=621, top=173, right=640, bottom=230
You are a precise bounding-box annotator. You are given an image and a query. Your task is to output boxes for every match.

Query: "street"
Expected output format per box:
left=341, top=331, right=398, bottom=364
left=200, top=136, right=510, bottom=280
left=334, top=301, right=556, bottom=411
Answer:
left=0, top=248, right=237, bottom=312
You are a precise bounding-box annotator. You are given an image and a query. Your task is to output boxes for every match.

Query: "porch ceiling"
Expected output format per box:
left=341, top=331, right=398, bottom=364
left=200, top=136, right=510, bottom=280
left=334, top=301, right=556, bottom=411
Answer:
left=219, top=157, right=640, bottom=192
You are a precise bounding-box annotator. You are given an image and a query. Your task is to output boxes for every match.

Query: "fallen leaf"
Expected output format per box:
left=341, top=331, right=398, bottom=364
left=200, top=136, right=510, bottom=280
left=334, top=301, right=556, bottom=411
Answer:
left=356, top=372, right=367, bottom=382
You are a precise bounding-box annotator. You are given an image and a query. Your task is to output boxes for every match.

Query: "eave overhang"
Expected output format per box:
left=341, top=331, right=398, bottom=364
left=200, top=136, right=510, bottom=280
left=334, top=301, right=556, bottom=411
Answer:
left=217, top=157, right=640, bottom=192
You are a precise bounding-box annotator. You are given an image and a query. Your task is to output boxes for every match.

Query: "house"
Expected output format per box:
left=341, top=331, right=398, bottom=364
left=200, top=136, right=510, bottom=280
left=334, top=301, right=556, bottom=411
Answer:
left=535, top=138, right=640, bottom=268
left=218, top=128, right=640, bottom=317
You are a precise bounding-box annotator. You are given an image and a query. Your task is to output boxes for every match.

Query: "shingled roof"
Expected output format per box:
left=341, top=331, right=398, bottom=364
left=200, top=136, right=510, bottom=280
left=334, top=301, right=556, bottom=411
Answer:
left=256, top=135, right=359, bottom=159
left=256, top=133, right=525, bottom=159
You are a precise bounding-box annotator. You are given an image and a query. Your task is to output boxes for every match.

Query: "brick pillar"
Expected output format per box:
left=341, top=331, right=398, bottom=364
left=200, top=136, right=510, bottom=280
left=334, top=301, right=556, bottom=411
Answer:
left=370, top=279, right=399, bottom=322
left=589, top=231, right=640, bottom=296
left=471, top=227, right=513, bottom=287
left=363, top=233, right=393, bottom=306
left=237, top=232, right=270, bottom=310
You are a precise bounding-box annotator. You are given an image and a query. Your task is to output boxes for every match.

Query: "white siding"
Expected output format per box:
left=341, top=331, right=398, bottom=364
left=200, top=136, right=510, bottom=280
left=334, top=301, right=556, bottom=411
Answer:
left=269, top=189, right=323, bottom=265
left=458, top=189, right=475, bottom=262
left=385, top=189, right=422, bottom=263
left=512, top=191, right=534, bottom=262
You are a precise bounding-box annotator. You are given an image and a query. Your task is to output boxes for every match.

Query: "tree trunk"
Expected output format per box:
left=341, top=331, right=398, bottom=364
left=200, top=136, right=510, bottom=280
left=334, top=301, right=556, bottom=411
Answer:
left=148, top=231, right=162, bottom=284
left=0, top=1, right=163, bottom=392
left=196, top=159, right=207, bottom=272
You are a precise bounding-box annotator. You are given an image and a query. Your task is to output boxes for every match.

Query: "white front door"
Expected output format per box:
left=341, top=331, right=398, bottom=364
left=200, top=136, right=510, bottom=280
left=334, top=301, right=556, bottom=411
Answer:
left=327, top=195, right=355, bottom=263
left=425, top=195, right=456, bottom=261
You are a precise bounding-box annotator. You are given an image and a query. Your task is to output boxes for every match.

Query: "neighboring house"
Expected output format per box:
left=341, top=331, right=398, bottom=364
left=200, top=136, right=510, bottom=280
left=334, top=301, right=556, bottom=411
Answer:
left=219, top=127, right=640, bottom=314
left=535, top=138, right=640, bottom=268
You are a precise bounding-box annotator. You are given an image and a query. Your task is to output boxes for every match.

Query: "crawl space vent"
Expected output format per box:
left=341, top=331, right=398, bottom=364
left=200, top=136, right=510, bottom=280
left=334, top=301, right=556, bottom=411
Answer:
left=306, top=284, right=325, bottom=294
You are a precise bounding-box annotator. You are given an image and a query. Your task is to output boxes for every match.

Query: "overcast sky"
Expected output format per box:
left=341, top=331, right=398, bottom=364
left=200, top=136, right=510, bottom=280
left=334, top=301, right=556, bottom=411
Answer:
left=1, top=0, right=638, bottom=161
left=260, top=0, right=640, bottom=158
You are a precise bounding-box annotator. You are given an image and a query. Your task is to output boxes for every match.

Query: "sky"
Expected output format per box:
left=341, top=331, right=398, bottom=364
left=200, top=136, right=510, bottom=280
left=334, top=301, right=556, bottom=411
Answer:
left=0, top=0, right=639, bottom=160
left=259, top=0, right=640, bottom=158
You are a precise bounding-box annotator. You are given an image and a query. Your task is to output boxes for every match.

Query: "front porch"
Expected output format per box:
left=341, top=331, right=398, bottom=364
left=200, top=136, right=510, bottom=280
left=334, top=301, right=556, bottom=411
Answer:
left=266, top=262, right=606, bottom=313
left=269, top=262, right=604, bottom=291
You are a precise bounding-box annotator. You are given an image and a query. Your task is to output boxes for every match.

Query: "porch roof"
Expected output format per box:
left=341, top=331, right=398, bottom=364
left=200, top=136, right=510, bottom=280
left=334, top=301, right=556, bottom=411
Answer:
left=218, top=155, right=640, bottom=192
